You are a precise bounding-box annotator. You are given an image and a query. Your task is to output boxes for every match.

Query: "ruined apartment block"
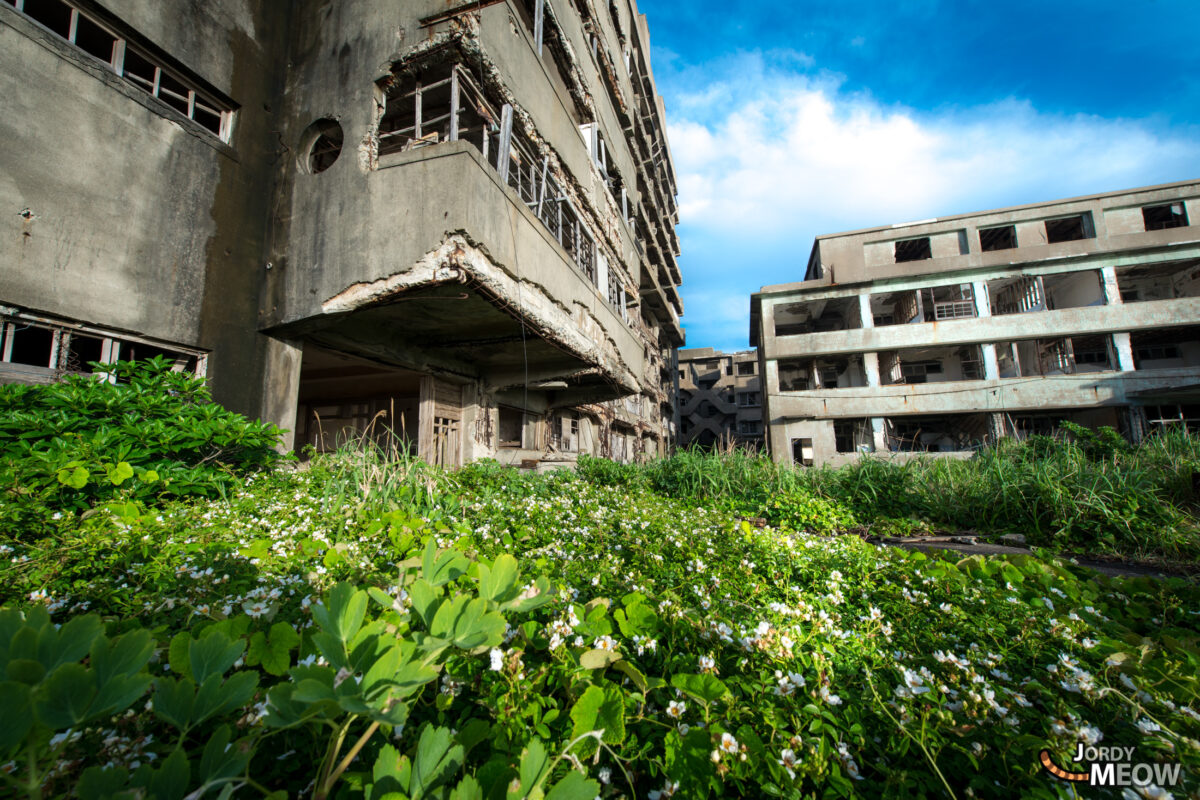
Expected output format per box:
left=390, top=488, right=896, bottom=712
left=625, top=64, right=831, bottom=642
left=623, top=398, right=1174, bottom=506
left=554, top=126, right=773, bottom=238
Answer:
left=676, top=348, right=763, bottom=450
left=751, top=181, right=1200, bottom=466
left=1, top=0, right=684, bottom=466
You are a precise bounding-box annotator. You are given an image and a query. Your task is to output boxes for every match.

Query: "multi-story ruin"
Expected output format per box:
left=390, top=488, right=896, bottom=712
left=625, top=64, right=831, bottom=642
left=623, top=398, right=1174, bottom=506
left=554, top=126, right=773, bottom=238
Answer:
left=752, top=181, right=1200, bottom=466
left=1, top=0, right=684, bottom=466
left=676, top=347, right=762, bottom=450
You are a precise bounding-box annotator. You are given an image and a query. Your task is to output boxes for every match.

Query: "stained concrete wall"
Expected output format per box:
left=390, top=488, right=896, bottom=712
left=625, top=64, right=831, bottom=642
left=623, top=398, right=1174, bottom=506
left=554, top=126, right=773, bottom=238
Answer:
left=0, top=0, right=290, bottom=418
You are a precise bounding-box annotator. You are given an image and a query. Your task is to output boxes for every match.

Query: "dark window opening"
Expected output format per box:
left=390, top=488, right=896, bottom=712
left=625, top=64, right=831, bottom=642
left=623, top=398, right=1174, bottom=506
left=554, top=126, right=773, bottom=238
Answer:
left=792, top=438, right=814, bottom=467
left=737, top=361, right=755, bottom=375
left=304, top=119, right=343, bottom=174
left=498, top=407, right=523, bottom=448
left=979, top=225, right=1016, bottom=252
left=23, top=0, right=72, bottom=37
left=1143, top=203, right=1189, bottom=231
left=72, top=13, right=116, bottom=63
left=895, top=237, right=932, bottom=262
left=156, top=71, right=191, bottom=116
left=65, top=334, right=104, bottom=371
left=1045, top=214, right=1093, bottom=243
left=7, top=325, right=54, bottom=366
left=122, top=48, right=157, bottom=93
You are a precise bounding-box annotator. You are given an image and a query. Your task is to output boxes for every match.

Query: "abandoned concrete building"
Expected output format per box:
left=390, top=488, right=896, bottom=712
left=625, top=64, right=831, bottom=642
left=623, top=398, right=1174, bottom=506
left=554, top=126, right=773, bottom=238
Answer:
left=676, top=347, right=763, bottom=450
left=751, top=181, right=1200, bottom=466
left=0, top=0, right=685, bottom=466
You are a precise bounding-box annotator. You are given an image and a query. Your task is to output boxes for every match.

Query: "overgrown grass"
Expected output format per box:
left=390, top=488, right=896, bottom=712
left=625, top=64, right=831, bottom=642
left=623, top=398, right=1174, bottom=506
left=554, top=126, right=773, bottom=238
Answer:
left=584, top=427, right=1200, bottom=563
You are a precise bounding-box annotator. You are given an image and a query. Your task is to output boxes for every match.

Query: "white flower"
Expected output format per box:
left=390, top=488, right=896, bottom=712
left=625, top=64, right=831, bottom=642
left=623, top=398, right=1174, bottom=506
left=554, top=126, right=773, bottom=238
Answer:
left=698, top=655, right=715, bottom=671
left=777, top=748, right=798, bottom=779
left=667, top=700, right=686, bottom=719
left=489, top=648, right=504, bottom=671
left=648, top=780, right=679, bottom=799
left=1135, top=718, right=1161, bottom=735
left=719, top=732, right=739, bottom=754
left=819, top=686, right=842, bottom=706
left=597, top=767, right=611, bottom=785
left=593, top=635, right=616, bottom=652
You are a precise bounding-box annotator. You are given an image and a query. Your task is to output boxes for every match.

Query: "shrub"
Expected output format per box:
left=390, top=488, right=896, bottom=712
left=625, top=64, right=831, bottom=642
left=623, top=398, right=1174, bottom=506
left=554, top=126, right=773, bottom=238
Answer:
left=0, top=357, right=285, bottom=534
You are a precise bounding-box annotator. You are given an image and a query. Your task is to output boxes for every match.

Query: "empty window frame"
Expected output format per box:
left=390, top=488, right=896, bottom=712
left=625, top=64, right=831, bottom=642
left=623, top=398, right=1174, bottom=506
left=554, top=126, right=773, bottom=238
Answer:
left=894, top=237, right=932, bottom=263
left=736, top=361, right=755, bottom=375
left=1143, top=203, right=1189, bottom=231
left=497, top=406, right=524, bottom=448
left=10, top=0, right=234, bottom=139
left=737, top=420, right=761, bottom=435
left=979, top=224, right=1017, bottom=252
left=791, top=438, right=814, bottom=467
left=737, top=392, right=760, bottom=407
left=1044, top=213, right=1095, bottom=244
left=0, top=313, right=205, bottom=377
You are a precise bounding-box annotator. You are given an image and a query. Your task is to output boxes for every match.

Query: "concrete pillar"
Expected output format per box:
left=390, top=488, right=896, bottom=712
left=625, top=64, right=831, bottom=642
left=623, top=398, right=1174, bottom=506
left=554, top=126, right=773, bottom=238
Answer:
left=980, top=343, right=1000, bottom=380
left=258, top=336, right=304, bottom=452
left=858, top=293, right=874, bottom=328
left=863, top=351, right=881, bottom=387
left=1101, top=266, right=1122, bottom=305
left=990, top=413, right=1007, bottom=442
left=1112, top=332, right=1136, bottom=371
left=871, top=417, right=888, bottom=452
left=971, top=281, right=991, bottom=318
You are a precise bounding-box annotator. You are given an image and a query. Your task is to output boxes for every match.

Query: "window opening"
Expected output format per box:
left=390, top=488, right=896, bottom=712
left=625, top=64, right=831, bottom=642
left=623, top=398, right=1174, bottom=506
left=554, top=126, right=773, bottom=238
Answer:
left=1143, top=203, right=1189, bottom=231
left=303, top=118, right=343, bottom=174
left=895, top=237, right=932, bottom=262
left=498, top=406, right=523, bottom=448
left=737, top=361, right=755, bottom=375
left=979, top=225, right=1016, bottom=252
left=1045, top=214, right=1094, bottom=243
left=792, top=438, right=814, bottom=467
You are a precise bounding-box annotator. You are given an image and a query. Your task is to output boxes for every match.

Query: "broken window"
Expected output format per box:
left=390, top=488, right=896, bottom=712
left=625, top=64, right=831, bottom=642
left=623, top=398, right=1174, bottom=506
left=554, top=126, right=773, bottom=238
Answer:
left=3, top=324, right=54, bottom=367
left=1044, top=213, right=1095, bottom=243
left=1114, top=261, right=1200, bottom=302
left=791, top=438, right=814, bottom=467
left=979, top=225, right=1017, bottom=252
left=1143, top=404, right=1200, bottom=434
left=881, top=346, right=984, bottom=384
left=885, top=413, right=990, bottom=453
left=379, top=64, right=458, bottom=155
left=737, top=392, right=760, bottom=407
left=737, top=420, right=761, bottom=435
left=894, top=237, right=932, bottom=263
left=497, top=406, right=524, bottom=448
left=774, top=296, right=861, bottom=336
left=989, top=270, right=1103, bottom=315
left=919, top=285, right=976, bottom=321
left=11, top=0, right=234, bottom=139
left=834, top=418, right=874, bottom=453
left=303, top=119, right=343, bottom=174
left=736, top=361, right=755, bottom=375
left=1142, top=203, right=1189, bottom=231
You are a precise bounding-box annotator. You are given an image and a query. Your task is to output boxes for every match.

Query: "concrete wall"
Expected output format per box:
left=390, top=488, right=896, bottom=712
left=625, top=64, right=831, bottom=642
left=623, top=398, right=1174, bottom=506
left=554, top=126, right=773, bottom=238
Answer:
left=0, top=0, right=289, bottom=417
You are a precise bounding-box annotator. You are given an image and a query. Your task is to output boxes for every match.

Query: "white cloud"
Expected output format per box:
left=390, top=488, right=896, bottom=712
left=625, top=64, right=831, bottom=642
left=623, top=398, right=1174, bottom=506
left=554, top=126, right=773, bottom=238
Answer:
left=667, top=70, right=1200, bottom=238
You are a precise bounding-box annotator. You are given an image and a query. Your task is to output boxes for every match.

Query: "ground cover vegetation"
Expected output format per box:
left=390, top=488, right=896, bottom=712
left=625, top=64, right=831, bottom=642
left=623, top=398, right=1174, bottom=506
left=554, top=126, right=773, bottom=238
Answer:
left=2, top=363, right=1199, bottom=799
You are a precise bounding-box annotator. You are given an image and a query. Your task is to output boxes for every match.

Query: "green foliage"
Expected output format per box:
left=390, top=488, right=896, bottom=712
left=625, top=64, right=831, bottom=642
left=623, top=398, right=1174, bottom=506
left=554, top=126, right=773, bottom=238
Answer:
left=0, top=357, right=285, bottom=533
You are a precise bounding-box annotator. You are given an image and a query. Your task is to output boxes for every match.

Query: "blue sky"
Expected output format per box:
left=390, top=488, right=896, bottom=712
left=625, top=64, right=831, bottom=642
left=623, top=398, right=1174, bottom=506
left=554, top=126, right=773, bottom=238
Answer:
left=636, top=0, right=1200, bottom=352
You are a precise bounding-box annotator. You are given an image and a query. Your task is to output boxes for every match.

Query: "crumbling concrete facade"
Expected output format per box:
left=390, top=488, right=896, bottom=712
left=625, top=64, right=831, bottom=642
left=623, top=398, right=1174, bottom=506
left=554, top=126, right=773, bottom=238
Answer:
left=0, top=0, right=684, bottom=467
left=751, top=181, right=1200, bottom=466
left=677, top=347, right=762, bottom=450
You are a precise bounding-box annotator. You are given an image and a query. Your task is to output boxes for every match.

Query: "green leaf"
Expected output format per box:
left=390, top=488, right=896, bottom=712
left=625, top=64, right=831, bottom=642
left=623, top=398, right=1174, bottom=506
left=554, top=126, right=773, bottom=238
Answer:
left=313, top=583, right=368, bottom=643
left=57, top=465, right=89, bottom=489
left=422, top=540, right=468, bottom=588
left=0, top=682, right=33, bottom=752
left=451, top=774, right=483, bottom=800
left=169, top=632, right=192, bottom=679
left=91, top=629, right=154, bottom=688
left=670, top=673, right=728, bottom=705
left=106, top=461, right=135, bottom=486
left=193, top=671, right=259, bottom=726
left=42, top=614, right=103, bottom=671
left=371, top=743, right=408, bottom=798
left=613, top=660, right=648, bottom=692
left=409, top=579, right=442, bottom=629
left=34, top=663, right=97, bottom=729
left=579, top=649, right=622, bottom=670
left=152, top=677, right=196, bottom=731
left=479, top=554, right=520, bottom=604
left=411, top=724, right=464, bottom=799
left=510, top=738, right=550, bottom=800
left=569, top=685, right=625, bottom=758
left=545, top=770, right=601, bottom=800
left=199, top=725, right=251, bottom=784
left=246, top=622, right=300, bottom=676
left=77, top=765, right=131, bottom=800
left=188, top=632, right=244, bottom=684
left=6, top=659, right=46, bottom=685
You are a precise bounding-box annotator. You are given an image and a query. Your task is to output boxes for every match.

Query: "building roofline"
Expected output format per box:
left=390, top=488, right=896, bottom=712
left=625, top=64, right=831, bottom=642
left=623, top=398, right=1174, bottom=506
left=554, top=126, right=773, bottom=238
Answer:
left=813, top=179, right=1200, bottom=242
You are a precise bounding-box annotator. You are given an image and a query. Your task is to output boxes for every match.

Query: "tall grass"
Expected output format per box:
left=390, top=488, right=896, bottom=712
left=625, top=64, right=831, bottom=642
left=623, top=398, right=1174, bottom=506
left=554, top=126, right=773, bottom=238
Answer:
left=599, top=430, right=1200, bottom=562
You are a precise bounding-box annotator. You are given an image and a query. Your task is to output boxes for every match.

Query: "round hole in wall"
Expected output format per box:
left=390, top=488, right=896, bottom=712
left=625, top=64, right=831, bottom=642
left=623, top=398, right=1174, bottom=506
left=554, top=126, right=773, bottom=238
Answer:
left=301, top=118, right=344, bottom=174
